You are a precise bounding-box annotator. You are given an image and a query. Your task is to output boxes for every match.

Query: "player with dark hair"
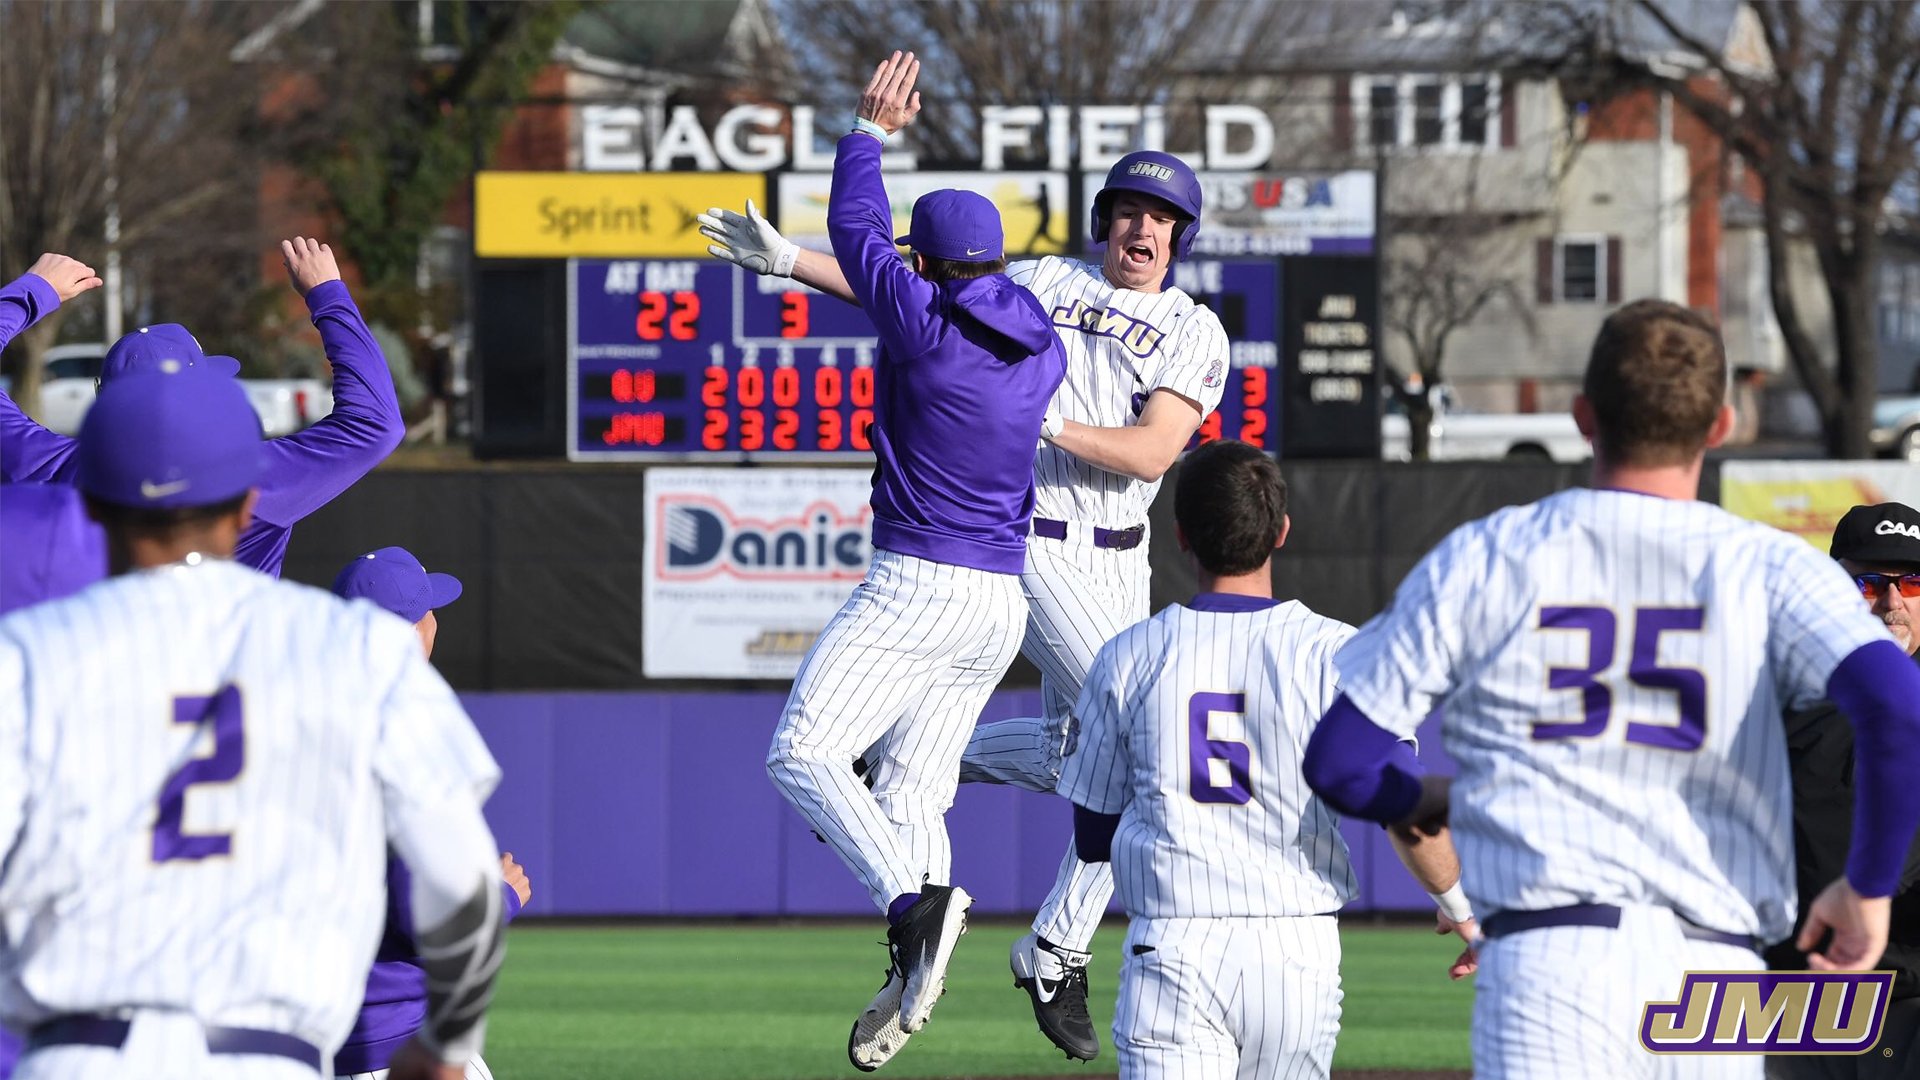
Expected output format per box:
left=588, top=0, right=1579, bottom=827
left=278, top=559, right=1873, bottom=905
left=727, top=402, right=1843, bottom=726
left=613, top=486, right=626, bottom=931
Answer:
left=1303, top=299, right=1920, bottom=1079
left=330, top=547, right=533, bottom=1080
left=706, top=136, right=1228, bottom=1068
left=1062, top=439, right=1473, bottom=1080
left=0, top=370, right=504, bottom=1080
left=761, top=51, right=1065, bottom=1071
left=0, top=239, right=404, bottom=576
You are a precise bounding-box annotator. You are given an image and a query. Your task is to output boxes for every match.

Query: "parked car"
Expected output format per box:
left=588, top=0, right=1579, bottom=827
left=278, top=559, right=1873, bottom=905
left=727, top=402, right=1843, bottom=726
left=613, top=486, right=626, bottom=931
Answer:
left=1380, top=384, right=1591, bottom=462
left=1872, top=394, right=1920, bottom=462
left=7, top=343, right=333, bottom=437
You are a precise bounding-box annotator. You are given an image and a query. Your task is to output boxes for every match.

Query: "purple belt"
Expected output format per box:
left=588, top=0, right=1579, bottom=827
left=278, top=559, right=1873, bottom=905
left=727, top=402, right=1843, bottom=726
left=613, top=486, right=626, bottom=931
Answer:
left=27, top=1015, right=322, bottom=1071
left=1031, top=518, right=1145, bottom=551
left=1480, top=903, right=1758, bottom=952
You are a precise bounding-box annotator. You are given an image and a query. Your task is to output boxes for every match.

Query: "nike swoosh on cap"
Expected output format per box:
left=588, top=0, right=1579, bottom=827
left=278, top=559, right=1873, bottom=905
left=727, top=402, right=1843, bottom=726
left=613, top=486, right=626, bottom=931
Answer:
left=140, top=479, right=190, bottom=499
left=966, top=247, right=989, bottom=256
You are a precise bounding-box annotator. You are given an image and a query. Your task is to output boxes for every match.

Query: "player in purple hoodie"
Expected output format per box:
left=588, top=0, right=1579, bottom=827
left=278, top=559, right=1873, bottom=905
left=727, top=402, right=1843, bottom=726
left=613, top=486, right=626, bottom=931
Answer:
left=330, top=546, right=530, bottom=1080
left=764, top=51, right=1066, bottom=1071
left=0, top=240, right=404, bottom=576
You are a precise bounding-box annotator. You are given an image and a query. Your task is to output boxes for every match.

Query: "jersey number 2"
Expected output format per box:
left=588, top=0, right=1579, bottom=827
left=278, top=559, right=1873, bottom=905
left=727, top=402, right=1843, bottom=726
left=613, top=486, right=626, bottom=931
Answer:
left=1189, top=691, right=1252, bottom=804
left=1535, top=606, right=1707, bottom=750
left=153, top=685, right=245, bottom=862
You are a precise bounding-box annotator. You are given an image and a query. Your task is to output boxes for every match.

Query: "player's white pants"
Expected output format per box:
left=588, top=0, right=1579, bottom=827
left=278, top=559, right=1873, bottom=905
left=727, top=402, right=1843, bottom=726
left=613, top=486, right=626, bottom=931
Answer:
left=959, top=533, right=1149, bottom=953
left=1474, top=904, right=1765, bottom=1080
left=769, top=549, right=1027, bottom=912
left=1115, top=914, right=1341, bottom=1080
left=11, top=1012, right=320, bottom=1080
left=339, top=1055, right=493, bottom=1079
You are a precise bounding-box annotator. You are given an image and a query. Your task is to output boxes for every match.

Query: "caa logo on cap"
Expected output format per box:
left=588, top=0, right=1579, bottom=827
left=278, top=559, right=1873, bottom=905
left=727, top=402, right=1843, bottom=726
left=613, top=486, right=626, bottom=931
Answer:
left=1128, top=161, right=1175, bottom=182
left=1878, top=519, right=1920, bottom=540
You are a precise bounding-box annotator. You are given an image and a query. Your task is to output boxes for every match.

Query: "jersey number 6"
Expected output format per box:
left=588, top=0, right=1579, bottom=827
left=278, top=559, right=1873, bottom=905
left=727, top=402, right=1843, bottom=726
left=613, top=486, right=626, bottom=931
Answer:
left=1189, top=691, right=1253, bottom=804
left=1534, top=605, right=1707, bottom=750
left=153, top=685, right=246, bottom=863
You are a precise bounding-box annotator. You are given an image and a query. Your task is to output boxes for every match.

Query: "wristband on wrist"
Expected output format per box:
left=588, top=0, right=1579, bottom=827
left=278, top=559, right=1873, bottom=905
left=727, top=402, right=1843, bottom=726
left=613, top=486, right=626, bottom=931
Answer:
left=771, top=242, right=799, bottom=279
left=1429, top=881, right=1473, bottom=924
left=1041, top=406, right=1064, bottom=441
left=852, top=117, right=888, bottom=141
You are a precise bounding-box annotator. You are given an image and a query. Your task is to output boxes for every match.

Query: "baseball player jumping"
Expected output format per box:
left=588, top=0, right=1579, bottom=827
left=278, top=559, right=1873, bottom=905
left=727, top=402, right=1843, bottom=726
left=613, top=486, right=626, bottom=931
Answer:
left=761, top=52, right=1065, bottom=1071
left=705, top=133, right=1226, bottom=1066
left=0, top=240, right=404, bottom=576
left=1060, top=439, right=1475, bottom=1080
left=1303, top=300, right=1920, bottom=1079
left=0, top=369, right=506, bottom=1080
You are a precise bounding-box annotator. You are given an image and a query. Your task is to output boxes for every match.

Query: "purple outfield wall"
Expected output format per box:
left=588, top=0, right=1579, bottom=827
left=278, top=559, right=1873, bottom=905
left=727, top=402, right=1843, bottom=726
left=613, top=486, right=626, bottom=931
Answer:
left=466, top=690, right=1451, bottom=918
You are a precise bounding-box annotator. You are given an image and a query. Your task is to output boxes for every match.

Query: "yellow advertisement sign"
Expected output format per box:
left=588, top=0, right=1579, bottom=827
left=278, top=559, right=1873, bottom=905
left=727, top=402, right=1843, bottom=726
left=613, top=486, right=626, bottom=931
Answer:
left=475, top=172, right=766, bottom=258
left=776, top=172, right=1070, bottom=256
left=1719, top=461, right=1917, bottom=548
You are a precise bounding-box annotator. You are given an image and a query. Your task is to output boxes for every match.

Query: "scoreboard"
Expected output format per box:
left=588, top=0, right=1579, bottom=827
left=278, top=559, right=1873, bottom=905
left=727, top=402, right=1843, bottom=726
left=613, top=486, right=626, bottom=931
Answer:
left=568, top=257, right=1285, bottom=460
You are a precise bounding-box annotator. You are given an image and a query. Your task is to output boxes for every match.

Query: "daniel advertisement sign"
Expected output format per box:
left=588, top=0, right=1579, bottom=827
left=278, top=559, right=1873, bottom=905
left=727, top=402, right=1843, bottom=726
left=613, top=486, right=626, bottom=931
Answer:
left=643, top=468, right=873, bottom=679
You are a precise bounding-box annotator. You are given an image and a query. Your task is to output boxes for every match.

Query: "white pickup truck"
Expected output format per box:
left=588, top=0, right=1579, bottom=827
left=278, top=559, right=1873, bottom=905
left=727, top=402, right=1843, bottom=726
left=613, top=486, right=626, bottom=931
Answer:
left=8, top=343, right=334, bottom=437
left=1380, top=385, right=1591, bottom=462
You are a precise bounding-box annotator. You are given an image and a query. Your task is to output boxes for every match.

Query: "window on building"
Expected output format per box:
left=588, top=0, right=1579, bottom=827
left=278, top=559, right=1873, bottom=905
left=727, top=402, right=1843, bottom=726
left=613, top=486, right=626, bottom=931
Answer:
left=1553, top=237, right=1607, bottom=303
left=1356, top=73, right=1503, bottom=151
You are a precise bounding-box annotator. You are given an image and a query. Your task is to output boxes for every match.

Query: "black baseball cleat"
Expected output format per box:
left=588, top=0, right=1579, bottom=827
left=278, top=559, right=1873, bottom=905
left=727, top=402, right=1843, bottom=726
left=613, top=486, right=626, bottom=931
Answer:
left=1011, top=932, right=1099, bottom=1060
left=892, top=884, right=973, bottom=1033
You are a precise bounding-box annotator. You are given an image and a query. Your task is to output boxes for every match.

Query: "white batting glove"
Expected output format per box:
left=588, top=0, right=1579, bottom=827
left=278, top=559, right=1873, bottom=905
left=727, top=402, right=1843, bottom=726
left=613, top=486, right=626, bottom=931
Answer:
left=1040, top=404, right=1064, bottom=442
left=697, top=198, right=798, bottom=278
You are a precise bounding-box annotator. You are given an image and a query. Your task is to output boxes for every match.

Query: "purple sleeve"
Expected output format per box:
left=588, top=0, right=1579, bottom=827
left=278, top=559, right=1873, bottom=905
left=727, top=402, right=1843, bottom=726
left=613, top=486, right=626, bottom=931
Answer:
left=826, top=134, right=939, bottom=357
left=253, top=280, right=404, bottom=527
left=0, top=275, right=80, bottom=484
left=501, top=879, right=524, bottom=922
left=1302, top=694, right=1427, bottom=823
left=1073, top=805, right=1120, bottom=863
left=1828, top=639, right=1920, bottom=896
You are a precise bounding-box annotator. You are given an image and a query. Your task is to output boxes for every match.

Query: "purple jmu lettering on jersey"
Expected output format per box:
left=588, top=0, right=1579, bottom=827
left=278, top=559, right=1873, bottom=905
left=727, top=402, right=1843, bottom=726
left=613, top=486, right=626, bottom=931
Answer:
left=1187, top=691, right=1252, bottom=805
left=152, top=686, right=245, bottom=863
left=1533, top=604, right=1709, bottom=750
left=1639, top=972, right=1893, bottom=1054
left=1050, top=298, right=1167, bottom=358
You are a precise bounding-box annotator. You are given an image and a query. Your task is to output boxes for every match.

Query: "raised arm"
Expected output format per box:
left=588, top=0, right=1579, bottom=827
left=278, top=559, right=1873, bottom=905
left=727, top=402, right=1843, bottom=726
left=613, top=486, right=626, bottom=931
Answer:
left=698, top=199, right=858, bottom=305
left=0, top=255, right=101, bottom=483
left=255, top=239, right=404, bottom=526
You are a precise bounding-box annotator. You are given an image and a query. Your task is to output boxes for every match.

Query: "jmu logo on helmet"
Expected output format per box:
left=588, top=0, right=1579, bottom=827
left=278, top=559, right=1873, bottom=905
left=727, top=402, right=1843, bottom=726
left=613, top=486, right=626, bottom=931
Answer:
left=1128, top=162, right=1176, bottom=183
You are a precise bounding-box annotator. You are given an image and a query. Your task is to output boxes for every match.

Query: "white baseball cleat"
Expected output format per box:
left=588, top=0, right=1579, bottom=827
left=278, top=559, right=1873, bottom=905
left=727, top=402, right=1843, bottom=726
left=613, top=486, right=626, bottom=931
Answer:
left=848, top=960, right=911, bottom=1072
left=890, top=883, right=972, bottom=1033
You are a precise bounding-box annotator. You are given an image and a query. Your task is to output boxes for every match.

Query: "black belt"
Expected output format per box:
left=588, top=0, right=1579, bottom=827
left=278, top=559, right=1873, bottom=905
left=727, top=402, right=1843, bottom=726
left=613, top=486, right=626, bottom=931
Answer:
left=1480, top=903, right=1758, bottom=952
left=28, top=1015, right=322, bottom=1071
left=1031, top=517, right=1146, bottom=551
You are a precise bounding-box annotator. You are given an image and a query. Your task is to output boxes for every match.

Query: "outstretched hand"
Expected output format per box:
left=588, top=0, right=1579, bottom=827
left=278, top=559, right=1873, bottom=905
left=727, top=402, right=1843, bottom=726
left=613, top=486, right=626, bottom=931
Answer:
left=281, top=237, right=342, bottom=299
left=858, top=51, right=922, bottom=136
left=1435, top=910, right=1480, bottom=980
left=26, top=253, right=103, bottom=304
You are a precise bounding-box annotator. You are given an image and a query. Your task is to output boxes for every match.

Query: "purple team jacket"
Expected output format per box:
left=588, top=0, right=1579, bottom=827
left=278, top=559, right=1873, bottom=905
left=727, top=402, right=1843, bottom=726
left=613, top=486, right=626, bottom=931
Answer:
left=334, top=861, right=524, bottom=1074
left=0, top=273, right=404, bottom=576
left=0, top=484, right=106, bottom=616
left=829, top=134, right=1065, bottom=575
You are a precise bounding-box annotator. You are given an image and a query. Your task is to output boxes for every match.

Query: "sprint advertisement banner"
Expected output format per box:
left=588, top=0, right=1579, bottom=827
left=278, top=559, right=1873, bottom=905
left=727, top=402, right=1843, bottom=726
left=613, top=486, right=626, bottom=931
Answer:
left=1719, top=461, right=1920, bottom=548
left=643, top=467, right=873, bottom=679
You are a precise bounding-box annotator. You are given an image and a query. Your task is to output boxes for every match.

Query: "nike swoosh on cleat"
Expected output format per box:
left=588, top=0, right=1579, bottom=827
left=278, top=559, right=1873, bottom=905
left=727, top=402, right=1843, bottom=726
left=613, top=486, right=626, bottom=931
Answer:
left=1035, top=977, right=1061, bottom=1002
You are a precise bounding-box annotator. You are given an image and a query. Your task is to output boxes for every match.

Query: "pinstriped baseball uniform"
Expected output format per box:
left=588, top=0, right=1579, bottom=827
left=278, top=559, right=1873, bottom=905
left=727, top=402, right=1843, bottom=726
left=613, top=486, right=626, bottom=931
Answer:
left=1058, top=594, right=1356, bottom=1080
left=0, top=559, right=502, bottom=1079
left=1335, top=489, right=1894, bottom=1080
left=957, top=255, right=1230, bottom=955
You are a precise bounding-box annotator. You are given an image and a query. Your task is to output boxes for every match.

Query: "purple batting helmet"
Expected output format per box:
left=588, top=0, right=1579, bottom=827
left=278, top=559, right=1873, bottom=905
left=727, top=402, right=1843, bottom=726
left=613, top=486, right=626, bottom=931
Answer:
left=1090, top=150, right=1203, bottom=259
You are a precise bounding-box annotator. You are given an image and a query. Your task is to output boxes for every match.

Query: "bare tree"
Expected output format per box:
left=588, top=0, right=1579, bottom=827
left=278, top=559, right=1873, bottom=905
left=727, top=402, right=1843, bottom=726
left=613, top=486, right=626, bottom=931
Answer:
left=0, top=1, right=274, bottom=413
left=1570, top=0, right=1920, bottom=458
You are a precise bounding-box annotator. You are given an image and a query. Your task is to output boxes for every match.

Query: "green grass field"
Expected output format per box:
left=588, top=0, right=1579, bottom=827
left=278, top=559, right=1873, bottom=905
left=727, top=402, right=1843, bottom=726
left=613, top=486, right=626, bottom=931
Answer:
left=481, top=920, right=1474, bottom=1079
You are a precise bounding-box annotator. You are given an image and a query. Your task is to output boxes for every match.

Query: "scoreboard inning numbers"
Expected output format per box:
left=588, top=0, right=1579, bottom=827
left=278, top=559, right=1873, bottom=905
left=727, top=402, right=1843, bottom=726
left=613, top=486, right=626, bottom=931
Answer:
left=569, top=257, right=1283, bottom=460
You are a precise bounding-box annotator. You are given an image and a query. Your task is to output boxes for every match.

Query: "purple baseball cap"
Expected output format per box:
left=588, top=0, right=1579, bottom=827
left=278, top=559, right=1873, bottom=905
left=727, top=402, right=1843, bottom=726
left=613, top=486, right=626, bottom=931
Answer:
left=332, top=546, right=462, bottom=624
left=101, top=324, right=242, bottom=383
left=894, top=189, right=1004, bottom=263
left=76, top=370, right=265, bottom=510
left=0, top=484, right=107, bottom=615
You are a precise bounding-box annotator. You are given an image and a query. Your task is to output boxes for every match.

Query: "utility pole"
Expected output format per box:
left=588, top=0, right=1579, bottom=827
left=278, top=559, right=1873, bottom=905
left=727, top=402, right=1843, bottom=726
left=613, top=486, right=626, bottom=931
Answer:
left=102, top=0, right=123, bottom=341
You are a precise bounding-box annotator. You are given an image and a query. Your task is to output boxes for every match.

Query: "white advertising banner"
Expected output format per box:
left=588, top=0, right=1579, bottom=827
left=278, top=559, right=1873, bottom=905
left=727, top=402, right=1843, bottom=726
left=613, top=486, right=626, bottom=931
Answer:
left=1719, top=460, right=1920, bottom=548
left=643, top=467, right=874, bottom=679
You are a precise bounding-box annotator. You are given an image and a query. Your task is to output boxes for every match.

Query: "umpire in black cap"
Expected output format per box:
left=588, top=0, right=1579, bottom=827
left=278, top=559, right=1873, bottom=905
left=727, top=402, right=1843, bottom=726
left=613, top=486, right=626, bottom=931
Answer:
left=1767, top=502, right=1920, bottom=1079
